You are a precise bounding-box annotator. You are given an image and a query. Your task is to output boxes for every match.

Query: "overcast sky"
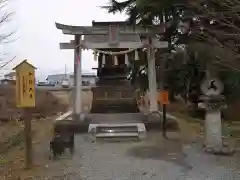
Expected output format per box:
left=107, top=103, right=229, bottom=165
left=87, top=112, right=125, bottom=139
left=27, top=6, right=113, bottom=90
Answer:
left=1, top=0, right=126, bottom=80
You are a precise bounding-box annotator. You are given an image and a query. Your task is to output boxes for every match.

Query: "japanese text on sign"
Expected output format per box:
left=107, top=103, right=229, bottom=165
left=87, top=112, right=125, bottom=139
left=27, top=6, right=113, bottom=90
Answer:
left=14, top=60, right=36, bottom=108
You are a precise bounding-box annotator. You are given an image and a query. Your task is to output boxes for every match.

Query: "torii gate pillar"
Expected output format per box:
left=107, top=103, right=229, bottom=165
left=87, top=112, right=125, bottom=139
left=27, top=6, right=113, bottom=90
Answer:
left=73, top=35, right=82, bottom=119
left=147, top=46, right=158, bottom=112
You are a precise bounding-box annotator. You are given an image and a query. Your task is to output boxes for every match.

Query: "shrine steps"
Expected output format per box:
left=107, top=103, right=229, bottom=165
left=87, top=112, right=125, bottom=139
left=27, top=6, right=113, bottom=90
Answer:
left=88, top=123, right=146, bottom=141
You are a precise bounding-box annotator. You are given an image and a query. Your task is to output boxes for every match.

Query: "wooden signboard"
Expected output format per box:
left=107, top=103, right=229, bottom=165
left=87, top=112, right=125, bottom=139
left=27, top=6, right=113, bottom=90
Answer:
left=13, top=60, right=36, bottom=108
left=13, top=60, right=36, bottom=169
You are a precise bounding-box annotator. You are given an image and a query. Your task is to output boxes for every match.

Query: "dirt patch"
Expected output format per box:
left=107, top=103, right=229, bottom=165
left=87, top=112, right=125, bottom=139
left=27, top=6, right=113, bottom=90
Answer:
left=126, top=132, right=191, bottom=169
left=0, top=84, right=68, bottom=151
left=0, top=130, right=24, bottom=154
left=0, top=84, right=68, bottom=122
left=0, top=117, right=55, bottom=179
left=0, top=84, right=68, bottom=179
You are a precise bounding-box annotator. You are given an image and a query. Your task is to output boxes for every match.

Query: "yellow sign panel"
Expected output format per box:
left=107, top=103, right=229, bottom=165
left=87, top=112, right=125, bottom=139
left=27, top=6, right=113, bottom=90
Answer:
left=13, top=60, right=36, bottom=108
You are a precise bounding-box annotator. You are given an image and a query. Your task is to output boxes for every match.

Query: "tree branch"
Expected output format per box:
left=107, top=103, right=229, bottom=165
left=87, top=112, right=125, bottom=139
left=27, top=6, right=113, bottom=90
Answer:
left=0, top=0, right=16, bottom=65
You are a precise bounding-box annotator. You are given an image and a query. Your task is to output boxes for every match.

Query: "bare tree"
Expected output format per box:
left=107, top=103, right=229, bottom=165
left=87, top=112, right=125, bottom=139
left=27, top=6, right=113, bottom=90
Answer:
left=0, top=0, right=14, bottom=44
left=0, top=0, right=16, bottom=70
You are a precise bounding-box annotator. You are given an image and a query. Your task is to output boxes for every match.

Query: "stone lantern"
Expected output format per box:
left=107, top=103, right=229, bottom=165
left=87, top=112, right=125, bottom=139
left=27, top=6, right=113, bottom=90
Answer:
left=199, top=77, right=233, bottom=154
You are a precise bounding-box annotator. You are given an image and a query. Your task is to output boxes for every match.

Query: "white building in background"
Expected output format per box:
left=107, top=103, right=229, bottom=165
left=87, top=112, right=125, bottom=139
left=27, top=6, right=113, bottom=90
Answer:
left=68, top=73, right=96, bottom=87
left=4, top=71, right=16, bottom=80
left=46, top=74, right=69, bottom=85
left=0, top=72, right=16, bottom=85
left=46, top=72, right=96, bottom=87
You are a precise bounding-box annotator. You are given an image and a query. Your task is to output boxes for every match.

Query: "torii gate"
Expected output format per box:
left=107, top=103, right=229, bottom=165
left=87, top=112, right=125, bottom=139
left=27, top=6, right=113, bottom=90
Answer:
left=56, top=21, right=168, bottom=120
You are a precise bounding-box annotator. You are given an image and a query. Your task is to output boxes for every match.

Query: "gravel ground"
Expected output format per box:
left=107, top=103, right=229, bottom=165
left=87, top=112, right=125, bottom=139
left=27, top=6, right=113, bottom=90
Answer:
left=23, top=132, right=240, bottom=180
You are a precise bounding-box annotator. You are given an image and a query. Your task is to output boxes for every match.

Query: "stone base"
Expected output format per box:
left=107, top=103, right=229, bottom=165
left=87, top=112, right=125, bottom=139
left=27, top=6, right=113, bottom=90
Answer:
left=90, top=100, right=139, bottom=113
left=54, top=120, right=90, bottom=134
left=204, top=145, right=235, bottom=156
left=72, top=113, right=86, bottom=121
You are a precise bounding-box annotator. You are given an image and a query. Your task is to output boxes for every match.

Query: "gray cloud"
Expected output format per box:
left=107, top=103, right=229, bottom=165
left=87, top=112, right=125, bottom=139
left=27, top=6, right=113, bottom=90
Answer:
left=1, top=0, right=126, bottom=80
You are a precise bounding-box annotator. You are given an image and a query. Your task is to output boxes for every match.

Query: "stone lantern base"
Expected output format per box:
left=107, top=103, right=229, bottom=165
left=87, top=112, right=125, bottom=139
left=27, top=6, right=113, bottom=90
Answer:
left=199, top=95, right=235, bottom=155
left=204, top=144, right=235, bottom=155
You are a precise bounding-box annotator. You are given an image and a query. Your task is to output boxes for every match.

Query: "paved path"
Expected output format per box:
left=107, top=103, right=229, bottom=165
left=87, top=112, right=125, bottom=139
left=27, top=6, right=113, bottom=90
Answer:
left=26, top=132, right=239, bottom=180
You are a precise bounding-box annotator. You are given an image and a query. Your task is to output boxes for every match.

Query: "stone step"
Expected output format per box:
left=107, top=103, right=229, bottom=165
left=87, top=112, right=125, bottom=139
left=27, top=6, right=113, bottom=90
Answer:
left=87, top=113, right=147, bottom=124
left=95, top=132, right=139, bottom=138
left=96, top=125, right=138, bottom=133
left=89, top=123, right=146, bottom=141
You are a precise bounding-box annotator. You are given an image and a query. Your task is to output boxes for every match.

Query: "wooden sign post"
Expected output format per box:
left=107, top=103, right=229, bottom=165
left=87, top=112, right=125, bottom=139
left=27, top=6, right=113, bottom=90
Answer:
left=13, top=60, right=36, bottom=169
left=159, top=90, right=169, bottom=138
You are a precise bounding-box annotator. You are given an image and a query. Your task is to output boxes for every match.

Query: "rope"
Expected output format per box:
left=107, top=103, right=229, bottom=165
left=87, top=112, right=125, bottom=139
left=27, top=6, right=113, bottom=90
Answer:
left=76, top=43, right=145, bottom=55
